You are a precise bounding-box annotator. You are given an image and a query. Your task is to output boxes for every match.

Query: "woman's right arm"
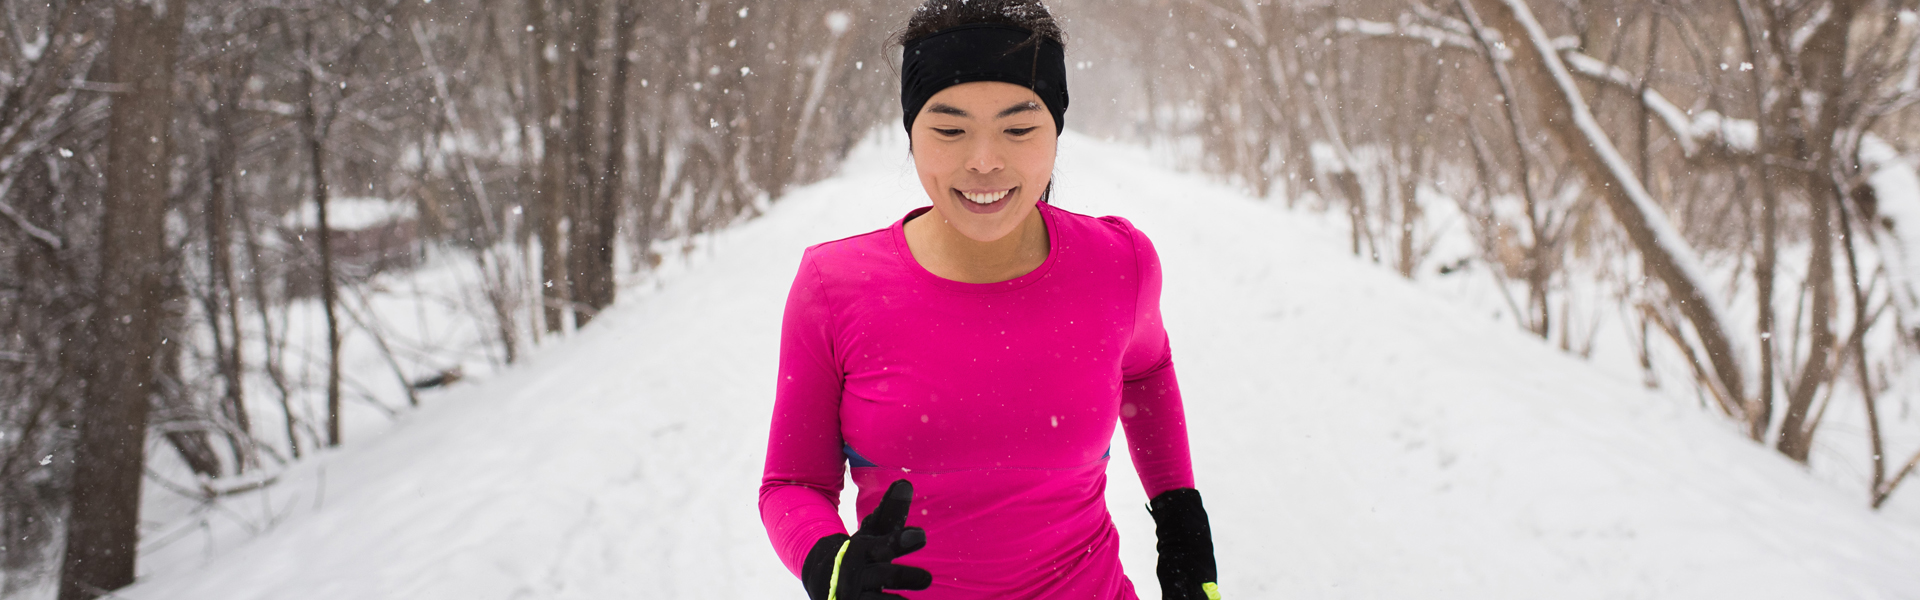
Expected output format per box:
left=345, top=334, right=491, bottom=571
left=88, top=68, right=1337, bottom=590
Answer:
left=759, top=252, right=852, bottom=579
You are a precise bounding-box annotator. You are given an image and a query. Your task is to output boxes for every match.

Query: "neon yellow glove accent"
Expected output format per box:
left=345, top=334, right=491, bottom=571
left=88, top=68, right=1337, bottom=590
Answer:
left=826, top=539, right=851, bottom=600
left=1203, top=582, right=1221, bottom=600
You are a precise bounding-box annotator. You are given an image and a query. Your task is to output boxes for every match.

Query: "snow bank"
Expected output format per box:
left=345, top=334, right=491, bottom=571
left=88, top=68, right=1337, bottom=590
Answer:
left=281, top=197, right=418, bottom=231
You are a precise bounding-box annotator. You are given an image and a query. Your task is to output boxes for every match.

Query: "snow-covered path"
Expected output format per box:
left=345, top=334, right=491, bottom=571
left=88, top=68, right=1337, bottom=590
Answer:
left=122, top=133, right=1920, bottom=599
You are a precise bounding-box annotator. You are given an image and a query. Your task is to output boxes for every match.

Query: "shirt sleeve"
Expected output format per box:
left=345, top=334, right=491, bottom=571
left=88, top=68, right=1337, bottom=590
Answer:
left=1116, top=220, right=1198, bottom=499
left=758, top=250, right=851, bottom=579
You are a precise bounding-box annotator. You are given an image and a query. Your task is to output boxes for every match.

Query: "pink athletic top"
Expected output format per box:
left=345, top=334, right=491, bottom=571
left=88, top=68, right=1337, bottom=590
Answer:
left=759, top=202, right=1195, bottom=599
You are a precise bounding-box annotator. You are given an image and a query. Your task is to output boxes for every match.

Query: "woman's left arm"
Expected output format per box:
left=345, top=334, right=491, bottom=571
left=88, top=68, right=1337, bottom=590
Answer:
left=1115, top=220, right=1194, bottom=497
left=1115, top=220, right=1221, bottom=600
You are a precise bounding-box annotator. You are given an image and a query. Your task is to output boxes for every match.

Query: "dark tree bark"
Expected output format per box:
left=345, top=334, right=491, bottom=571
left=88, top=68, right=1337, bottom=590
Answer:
left=203, top=69, right=252, bottom=473
left=58, top=0, right=185, bottom=597
left=1777, top=178, right=1838, bottom=461
left=1395, top=45, right=1439, bottom=279
left=527, top=0, right=569, bottom=334
left=1732, top=0, right=1780, bottom=443
left=585, top=0, right=633, bottom=313
left=565, top=0, right=608, bottom=327
left=1775, top=0, right=1860, bottom=463
left=299, top=19, right=345, bottom=449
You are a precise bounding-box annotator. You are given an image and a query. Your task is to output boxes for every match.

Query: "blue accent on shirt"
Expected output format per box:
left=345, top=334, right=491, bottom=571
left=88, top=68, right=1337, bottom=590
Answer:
left=844, top=443, right=878, bottom=468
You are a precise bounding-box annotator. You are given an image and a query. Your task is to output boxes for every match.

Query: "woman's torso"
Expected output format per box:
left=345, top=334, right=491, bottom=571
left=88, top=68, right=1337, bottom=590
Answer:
left=809, top=202, right=1148, bottom=599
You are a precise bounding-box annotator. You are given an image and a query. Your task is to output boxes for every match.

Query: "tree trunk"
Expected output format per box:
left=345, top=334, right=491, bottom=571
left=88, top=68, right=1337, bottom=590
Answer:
left=528, top=0, right=568, bottom=335
left=58, top=1, right=184, bottom=597
left=1777, top=189, right=1836, bottom=460
left=235, top=151, right=301, bottom=460
left=566, top=0, right=606, bottom=327
left=633, top=121, right=665, bottom=271
left=204, top=96, right=250, bottom=474
left=1732, top=0, right=1778, bottom=442
left=1753, top=166, right=1779, bottom=440
left=585, top=0, right=633, bottom=315
left=1774, top=0, right=1860, bottom=463
left=299, top=22, right=344, bottom=449
left=1396, top=47, right=1439, bottom=279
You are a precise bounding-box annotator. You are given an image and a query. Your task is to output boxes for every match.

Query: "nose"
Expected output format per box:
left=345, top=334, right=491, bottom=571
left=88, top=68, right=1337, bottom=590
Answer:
left=965, top=136, right=1004, bottom=174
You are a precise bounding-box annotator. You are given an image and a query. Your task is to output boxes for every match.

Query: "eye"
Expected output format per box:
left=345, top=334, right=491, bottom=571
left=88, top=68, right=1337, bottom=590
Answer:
left=933, top=128, right=964, bottom=137
left=1006, top=127, right=1038, bottom=136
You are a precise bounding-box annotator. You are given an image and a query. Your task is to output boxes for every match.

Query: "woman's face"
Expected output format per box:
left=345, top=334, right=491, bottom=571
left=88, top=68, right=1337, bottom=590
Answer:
left=910, top=81, right=1058, bottom=243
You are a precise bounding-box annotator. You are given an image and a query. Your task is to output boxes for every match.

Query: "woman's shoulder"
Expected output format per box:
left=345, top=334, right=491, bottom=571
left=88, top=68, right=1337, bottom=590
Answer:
left=802, top=227, right=892, bottom=261
left=1044, top=202, right=1154, bottom=258
left=796, top=222, right=903, bottom=283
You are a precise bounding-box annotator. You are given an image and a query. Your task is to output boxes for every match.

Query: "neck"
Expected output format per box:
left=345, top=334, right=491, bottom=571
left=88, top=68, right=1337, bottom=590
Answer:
left=905, top=205, right=1050, bottom=284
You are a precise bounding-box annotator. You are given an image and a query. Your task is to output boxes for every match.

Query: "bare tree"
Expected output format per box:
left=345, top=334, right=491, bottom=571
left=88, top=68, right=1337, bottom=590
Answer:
left=283, top=0, right=401, bottom=448
left=57, top=0, right=186, bottom=597
left=527, top=0, right=570, bottom=334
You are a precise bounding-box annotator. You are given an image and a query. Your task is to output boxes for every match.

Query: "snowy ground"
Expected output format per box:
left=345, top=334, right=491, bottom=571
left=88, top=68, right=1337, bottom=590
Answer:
left=116, top=131, right=1920, bottom=599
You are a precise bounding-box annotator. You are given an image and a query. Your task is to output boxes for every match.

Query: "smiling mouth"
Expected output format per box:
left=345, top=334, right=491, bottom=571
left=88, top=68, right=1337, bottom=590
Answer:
left=959, top=188, right=1013, bottom=205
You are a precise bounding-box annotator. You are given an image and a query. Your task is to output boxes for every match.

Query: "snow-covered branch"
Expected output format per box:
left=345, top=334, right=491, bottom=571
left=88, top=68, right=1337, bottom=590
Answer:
left=1790, top=1, right=1832, bottom=55
left=1560, top=50, right=1759, bottom=158
left=1335, top=11, right=1760, bottom=160
left=241, top=98, right=300, bottom=117
left=1333, top=15, right=1490, bottom=57
left=1466, top=0, right=1752, bottom=406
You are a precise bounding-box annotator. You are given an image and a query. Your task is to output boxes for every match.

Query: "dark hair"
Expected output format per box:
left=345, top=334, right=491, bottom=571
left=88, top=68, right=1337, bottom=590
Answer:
left=892, top=0, right=1066, bottom=49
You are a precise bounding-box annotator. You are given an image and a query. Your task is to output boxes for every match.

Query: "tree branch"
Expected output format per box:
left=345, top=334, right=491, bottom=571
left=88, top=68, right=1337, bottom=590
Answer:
left=0, top=191, right=62, bottom=249
left=1878, top=446, right=1920, bottom=509
left=1643, top=302, right=1742, bottom=417
left=1333, top=15, right=1486, bottom=55
left=1560, top=49, right=1759, bottom=158
left=1465, top=0, right=1751, bottom=411
left=1334, top=8, right=1760, bottom=161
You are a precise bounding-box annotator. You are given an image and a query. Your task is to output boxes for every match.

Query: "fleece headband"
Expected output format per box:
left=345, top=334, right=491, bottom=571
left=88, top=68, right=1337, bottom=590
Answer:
left=901, top=24, right=1068, bottom=134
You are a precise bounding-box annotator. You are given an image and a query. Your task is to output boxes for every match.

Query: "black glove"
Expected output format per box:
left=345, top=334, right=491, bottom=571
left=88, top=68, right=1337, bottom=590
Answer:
left=801, top=479, right=933, bottom=600
left=1148, top=488, right=1220, bottom=600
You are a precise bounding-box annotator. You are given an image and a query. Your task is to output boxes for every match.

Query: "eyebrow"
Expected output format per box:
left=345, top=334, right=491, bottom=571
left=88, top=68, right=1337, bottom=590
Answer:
left=926, top=103, right=970, bottom=117
left=996, top=101, right=1041, bottom=119
left=925, top=101, right=1043, bottom=120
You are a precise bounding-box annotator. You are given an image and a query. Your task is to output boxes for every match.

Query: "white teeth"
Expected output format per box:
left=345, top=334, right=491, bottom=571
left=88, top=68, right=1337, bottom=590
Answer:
left=962, top=189, right=1011, bottom=204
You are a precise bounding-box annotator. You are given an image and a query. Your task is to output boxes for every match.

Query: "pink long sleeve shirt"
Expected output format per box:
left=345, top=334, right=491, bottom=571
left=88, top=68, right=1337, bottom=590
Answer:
left=759, top=202, right=1195, bottom=600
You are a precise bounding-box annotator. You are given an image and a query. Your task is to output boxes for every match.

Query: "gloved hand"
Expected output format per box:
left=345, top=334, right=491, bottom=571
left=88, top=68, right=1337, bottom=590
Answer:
left=1149, top=488, right=1220, bottom=600
left=801, top=479, right=933, bottom=600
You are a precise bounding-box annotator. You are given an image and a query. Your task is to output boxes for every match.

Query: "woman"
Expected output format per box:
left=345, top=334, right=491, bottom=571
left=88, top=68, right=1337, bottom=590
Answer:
left=758, top=2, right=1219, bottom=598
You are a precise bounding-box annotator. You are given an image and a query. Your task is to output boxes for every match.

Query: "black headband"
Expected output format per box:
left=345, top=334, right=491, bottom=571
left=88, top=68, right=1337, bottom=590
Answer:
left=901, top=24, right=1068, bottom=134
